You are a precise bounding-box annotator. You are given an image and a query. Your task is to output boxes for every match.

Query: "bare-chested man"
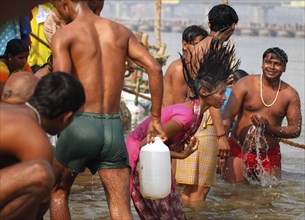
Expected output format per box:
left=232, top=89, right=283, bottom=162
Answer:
left=163, top=25, right=207, bottom=107
left=222, top=47, right=302, bottom=183
left=1, top=71, right=39, bottom=104
left=50, top=0, right=166, bottom=219
left=0, top=72, right=85, bottom=220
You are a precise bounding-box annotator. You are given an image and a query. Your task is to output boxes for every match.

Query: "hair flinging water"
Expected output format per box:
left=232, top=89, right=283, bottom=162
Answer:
left=181, top=39, right=240, bottom=99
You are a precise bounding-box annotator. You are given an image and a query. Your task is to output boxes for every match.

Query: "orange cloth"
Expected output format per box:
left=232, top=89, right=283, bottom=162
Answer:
left=0, top=60, right=32, bottom=83
left=0, top=61, right=10, bottom=83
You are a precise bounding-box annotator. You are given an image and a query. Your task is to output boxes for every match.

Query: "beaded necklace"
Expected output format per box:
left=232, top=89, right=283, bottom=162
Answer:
left=260, top=74, right=281, bottom=108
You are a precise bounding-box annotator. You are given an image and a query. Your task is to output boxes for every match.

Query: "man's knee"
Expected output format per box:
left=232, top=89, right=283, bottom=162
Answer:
left=29, top=160, right=55, bottom=195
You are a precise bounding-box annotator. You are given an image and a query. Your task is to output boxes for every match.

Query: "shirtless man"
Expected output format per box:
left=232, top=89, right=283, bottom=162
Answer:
left=222, top=47, right=302, bottom=183
left=163, top=25, right=208, bottom=107
left=50, top=0, right=166, bottom=219
left=0, top=72, right=85, bottom=220
left=1, top=71, right=39, bottom=104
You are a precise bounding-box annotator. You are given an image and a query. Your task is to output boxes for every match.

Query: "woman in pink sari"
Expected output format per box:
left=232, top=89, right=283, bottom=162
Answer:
left=126, top=40, right=239, bottom=220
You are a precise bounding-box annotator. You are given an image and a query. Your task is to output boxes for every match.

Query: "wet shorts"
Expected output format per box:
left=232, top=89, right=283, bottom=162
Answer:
left=55, top=112, right=130, bottom=174
left=228, top=137, right=281, bottom=173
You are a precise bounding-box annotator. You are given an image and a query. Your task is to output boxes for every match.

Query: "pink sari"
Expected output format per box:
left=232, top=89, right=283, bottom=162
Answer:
left=131, top=99, right=203, bottom=220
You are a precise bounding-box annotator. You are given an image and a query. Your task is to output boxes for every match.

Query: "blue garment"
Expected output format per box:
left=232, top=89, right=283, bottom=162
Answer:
left=222, top=87, right=232, bottom=112
left=19, top=15, right=32, bottom=45
left=0, top=19, right=20, bottom=55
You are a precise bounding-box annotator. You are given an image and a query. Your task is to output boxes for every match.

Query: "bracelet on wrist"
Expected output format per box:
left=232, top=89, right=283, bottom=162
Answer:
left=216, top=133, right=226, bottom=139
left=151, top=113, right=161, bottom=117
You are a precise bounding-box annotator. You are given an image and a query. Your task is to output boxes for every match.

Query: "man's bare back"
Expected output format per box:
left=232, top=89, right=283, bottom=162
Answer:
left=52, top=8, right=162, bottom=115
left=163, top=25, right=208, bottom=107
left=0, top=103, right=53, bottom=167
left=163, top=59, right=188, bottom=107
left=53, top=17, right=129, bottom=113
left=162, top=36, right=215, bottom=107
left=162, top=35, right=215, bottom=108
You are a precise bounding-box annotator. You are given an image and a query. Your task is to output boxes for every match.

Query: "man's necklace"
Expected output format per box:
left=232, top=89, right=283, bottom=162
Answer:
left=260, top=74, right=281, bottom=108
left=25, top=102, right=41, bottom=125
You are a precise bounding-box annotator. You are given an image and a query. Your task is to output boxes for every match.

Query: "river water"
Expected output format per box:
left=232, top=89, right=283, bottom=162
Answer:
left=45, top=34, right=304, bottom=219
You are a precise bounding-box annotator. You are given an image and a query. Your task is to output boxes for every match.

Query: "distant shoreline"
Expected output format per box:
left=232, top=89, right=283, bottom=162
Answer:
left=121, top=21, right=304, bottom=39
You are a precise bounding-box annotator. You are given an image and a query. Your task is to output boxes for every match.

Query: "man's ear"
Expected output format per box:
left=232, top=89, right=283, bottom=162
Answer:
left=182, top=40, right=187, bottom=50
left=63, top=111, right=74, bottom=124
left=58, top=0, right=70, bottom=13
left=7, top=54, right=13, bottom=61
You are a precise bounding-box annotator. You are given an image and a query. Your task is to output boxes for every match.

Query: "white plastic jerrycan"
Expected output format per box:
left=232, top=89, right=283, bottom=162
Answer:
left=139, top=137, right=171, bottom=199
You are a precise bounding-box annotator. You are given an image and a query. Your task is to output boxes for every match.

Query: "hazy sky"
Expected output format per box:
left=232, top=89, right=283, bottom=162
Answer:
left=102, top=1, right=304, bottom=26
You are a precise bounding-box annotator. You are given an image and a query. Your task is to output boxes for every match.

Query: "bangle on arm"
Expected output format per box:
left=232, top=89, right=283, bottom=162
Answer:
left=216, top=133, right=226, bottom=139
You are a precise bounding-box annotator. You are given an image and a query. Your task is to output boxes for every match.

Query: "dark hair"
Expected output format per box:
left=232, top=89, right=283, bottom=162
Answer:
left=233, top=69, right=248, bottom=82
left=263, top=47, right=288, bottom=66
left=182, top=25, right=208, bottom=44
left=3, top=39, right=29, bottom=57
left=208, top=4, right=239, bottom=32
left=28, top=72, right=85, bottom=119
left=181, top=39, right=240, bottom=99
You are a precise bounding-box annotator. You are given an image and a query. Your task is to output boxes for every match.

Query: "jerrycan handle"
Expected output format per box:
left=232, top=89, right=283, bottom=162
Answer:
left=141, top=137, right=169, bottom=152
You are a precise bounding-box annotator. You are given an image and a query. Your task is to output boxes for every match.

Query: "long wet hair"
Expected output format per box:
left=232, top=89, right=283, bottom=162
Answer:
left=181, top=39, right=239, bottom=99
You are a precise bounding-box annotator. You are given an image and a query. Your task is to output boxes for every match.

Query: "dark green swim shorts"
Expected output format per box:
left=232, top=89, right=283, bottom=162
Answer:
left=55, top=112, right=130, bottom=174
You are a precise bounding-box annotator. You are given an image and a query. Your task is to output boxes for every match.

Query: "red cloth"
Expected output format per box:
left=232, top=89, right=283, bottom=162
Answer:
left=228, top=137, right=281, bottom=174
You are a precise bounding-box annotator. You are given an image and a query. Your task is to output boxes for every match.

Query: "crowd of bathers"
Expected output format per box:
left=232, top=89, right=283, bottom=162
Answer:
left=0, top=1, right=302, bottom=219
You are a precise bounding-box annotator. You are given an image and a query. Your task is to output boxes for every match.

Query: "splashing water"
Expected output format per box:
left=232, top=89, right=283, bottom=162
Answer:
left=241, top=125, right=280, bottom=186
